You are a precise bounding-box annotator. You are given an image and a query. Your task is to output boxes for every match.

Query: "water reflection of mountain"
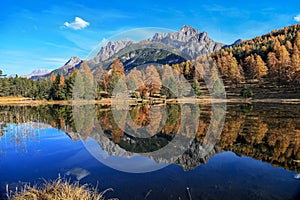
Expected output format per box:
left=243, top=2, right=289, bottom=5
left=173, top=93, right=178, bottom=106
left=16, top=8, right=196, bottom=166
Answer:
left=0, top=104, right=299, bottom=172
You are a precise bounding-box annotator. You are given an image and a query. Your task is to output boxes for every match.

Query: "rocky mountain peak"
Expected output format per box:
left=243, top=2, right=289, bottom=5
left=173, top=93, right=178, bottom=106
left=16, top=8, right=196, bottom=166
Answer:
left=88, top=25, right=226, bottom=68
left=65, top=56, right=82, bottom=67
left=36, top=25, right=226, bottom=80
left=93, top=38, right=134, bottom=63
left=180, top=25, right=200, bottom=35
left=148, top=26, right=225, bottom=59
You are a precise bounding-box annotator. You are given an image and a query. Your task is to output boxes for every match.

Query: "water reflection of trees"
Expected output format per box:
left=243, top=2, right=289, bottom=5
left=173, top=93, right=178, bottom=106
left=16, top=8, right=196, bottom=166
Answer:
left=217, top=104, right=300, bottom=172
left=0, top=105, right=76, bottom=135
left=0, top=104, right=299, bottom=172
left=99, top=104, right=183, bottom=153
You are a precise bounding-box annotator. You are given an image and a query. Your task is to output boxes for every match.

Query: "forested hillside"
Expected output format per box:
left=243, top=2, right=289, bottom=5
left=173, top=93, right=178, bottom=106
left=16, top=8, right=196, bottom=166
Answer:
left=211, top=24, right=300, bottom=87
left=1, top=24, right=300, bottom=100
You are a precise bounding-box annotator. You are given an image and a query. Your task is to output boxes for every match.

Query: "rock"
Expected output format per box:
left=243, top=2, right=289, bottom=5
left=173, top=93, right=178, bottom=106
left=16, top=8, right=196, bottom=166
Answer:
left=148, top=25, right=225, bottom=59
left=92, top=39, right=134, bottom=63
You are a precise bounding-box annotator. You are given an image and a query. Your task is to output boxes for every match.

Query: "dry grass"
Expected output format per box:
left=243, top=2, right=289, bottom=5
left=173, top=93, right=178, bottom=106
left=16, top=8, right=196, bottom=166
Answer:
left=6, top=177, right=116, bottom=200
left=0, top=97, right=113, bottom=106
left=0, top=96, right=31, bottom=101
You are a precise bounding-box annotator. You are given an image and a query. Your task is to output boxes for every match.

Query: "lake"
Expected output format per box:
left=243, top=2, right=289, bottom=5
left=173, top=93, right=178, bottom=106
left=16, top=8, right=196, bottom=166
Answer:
left=0, top=103, right=300, bottom=200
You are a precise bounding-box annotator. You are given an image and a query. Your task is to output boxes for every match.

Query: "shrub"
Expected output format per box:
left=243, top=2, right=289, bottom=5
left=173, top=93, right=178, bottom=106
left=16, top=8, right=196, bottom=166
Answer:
left=240, top=87, right=253, bottom=98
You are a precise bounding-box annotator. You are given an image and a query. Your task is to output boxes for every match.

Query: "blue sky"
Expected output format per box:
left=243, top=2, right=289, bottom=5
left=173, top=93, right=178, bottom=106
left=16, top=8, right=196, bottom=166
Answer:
left=1, top=0, right=300, bottom=75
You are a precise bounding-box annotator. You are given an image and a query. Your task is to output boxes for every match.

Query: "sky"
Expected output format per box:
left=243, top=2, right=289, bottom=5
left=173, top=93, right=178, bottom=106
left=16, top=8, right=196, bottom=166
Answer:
left=1, top=0, right=300, bottom=75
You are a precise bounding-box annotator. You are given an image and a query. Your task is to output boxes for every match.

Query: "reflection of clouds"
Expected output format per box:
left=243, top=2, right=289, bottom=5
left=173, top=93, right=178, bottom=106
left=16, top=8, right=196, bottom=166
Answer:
left=294, top=173, right=300, bottom=179
left=65, top=168, right=90, bottom=181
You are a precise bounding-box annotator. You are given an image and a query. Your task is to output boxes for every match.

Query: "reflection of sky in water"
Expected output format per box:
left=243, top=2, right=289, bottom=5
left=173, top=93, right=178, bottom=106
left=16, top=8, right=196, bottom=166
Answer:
left=0, top=123, right=299, bottom=200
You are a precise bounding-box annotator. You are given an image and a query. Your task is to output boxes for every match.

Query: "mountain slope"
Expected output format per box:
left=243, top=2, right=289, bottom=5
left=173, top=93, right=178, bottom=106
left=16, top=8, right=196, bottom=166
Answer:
left=22, top=69, right=51, bottom=79
left=90, top=42, right=192, bottom=73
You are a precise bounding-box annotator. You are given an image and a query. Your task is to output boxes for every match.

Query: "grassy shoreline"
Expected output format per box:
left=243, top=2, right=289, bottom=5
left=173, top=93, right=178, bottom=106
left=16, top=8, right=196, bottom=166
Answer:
left=5, top=177, right=114, bottom=200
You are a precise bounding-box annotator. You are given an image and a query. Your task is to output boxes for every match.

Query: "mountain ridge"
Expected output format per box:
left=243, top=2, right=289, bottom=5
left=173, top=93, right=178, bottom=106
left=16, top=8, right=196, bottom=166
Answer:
left=37, top=25, right=227, bottom=79
left=148, top=25, right=225, bottom=59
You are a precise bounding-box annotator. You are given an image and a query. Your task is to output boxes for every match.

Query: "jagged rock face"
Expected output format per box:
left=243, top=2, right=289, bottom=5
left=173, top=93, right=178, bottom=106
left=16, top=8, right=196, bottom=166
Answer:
left=91, top=25, right=225, bottom=65
left=58, top=56, right=82, bottom=74
left=64, top=56, right=82, bottom=68
left=92, top=39, right=133, bottom=63
left=148, top=25, right=225, bottom=59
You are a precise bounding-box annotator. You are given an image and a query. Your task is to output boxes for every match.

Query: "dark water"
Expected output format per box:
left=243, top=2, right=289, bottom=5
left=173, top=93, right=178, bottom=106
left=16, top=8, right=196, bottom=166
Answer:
left=0, top=103, right=299, bottom=200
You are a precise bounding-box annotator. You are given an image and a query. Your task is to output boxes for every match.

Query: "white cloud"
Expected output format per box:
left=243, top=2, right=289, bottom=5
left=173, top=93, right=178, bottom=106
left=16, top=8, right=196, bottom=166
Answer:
left=294, top=14, right=300, bottom=22
left=64, top=17, right=90, bottom=30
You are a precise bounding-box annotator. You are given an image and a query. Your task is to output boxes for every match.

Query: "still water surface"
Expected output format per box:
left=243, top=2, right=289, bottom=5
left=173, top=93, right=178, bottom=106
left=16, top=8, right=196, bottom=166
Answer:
left=0, top=103, right=299, bottom=199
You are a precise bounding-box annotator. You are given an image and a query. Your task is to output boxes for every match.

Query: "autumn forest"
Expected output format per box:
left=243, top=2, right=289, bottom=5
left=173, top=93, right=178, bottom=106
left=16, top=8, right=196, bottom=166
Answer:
left=1, top=24, right=300, bottom=100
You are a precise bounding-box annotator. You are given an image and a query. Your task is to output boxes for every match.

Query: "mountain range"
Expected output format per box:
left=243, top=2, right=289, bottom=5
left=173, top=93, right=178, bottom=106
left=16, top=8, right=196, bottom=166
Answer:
left=33, top=25, right=237, bottom=79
